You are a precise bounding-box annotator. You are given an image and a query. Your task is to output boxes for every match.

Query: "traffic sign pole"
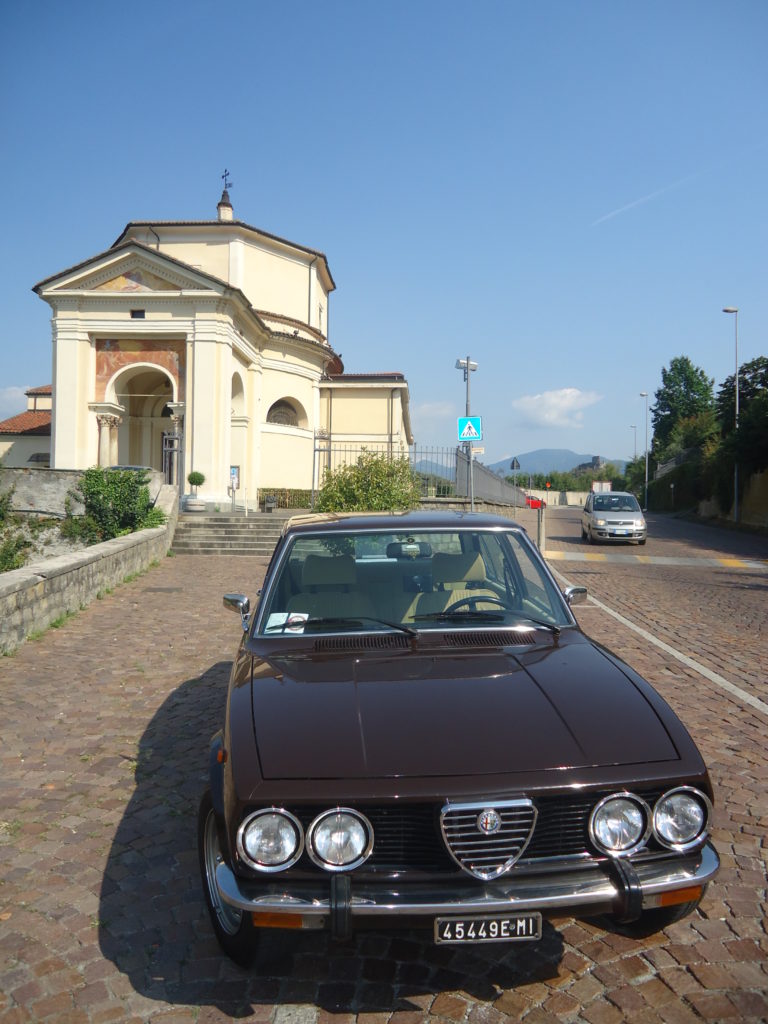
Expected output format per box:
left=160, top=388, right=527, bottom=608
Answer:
left=456, top=357, right=479, bottom=511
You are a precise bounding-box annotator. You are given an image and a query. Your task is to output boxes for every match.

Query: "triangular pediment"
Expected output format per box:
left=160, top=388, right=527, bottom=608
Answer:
left=94, top=268, right=178, bottom=292
left=36, top=242, right=226, bottom=297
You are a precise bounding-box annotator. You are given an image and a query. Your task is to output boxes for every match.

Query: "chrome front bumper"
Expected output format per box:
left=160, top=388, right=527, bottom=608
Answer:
left=215, top=842, right=719, bottom=923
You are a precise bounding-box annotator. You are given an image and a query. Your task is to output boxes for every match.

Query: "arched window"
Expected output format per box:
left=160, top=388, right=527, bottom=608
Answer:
left=267, top=400, right=299, bottom=427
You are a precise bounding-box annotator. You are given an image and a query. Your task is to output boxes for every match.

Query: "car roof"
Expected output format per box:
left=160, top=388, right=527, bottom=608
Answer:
left=282, top=509, right=524, bottom=536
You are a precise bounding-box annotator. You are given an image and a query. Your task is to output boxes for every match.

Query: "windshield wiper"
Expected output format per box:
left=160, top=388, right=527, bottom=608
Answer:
left=509, top=616, right=561, bottom=639
left=412, top=610, right=506, bottom=623
left=266, top=615, right=417, bottom=637
left=507, top=614, right=561, bottom=647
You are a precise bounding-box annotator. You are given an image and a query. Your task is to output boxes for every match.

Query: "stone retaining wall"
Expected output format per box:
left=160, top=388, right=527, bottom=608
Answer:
left=0, top=486, right=178, bottom=655
left=0, top=467, right=166, bottom=517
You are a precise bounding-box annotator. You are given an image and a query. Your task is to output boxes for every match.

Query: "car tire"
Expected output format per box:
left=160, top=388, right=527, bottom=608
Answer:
left=198, top=790, right=259, bottom=966
left=580, top=523, right=587, bottom=540
left=639, top=537, right=647, bottom=546
left=602, top=897, right=702, bottom=938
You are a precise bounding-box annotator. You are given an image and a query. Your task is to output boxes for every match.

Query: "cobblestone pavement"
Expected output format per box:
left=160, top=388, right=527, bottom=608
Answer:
left=1, top=513, right=767, bottom=1023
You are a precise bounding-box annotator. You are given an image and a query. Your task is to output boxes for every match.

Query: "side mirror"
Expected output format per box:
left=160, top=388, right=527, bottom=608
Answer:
left=223, top=593, right=250, bottom=631
left=564, top=586, right=587, bottom=606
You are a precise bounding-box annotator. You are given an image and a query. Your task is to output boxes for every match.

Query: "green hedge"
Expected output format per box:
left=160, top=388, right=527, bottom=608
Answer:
left=258, top=488, right=312, bottom=509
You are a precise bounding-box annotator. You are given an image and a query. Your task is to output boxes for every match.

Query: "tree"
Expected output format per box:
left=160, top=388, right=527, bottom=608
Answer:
left=715, top=356, right=768, bottom=437
left=664, top=409, right=720, bottom=460
left=316, top=451, right=421, bottom=512
left=652, top=357, right=714, bottom=457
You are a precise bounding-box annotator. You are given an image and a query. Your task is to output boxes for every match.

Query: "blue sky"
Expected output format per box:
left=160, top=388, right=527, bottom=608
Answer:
left=1, top=0, right=766, bottom=465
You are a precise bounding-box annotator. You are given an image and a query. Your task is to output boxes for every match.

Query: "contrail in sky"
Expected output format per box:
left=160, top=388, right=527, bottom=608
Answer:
left=591, top=172, right=701, bottom=226
left=593, top=144, right=768, bottom=226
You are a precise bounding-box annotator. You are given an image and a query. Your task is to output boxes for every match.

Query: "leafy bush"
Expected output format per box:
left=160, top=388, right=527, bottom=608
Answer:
left=62, top=468, right=166, bottom=543
left=187, top=470, right=205, bottom=491
left=316, top=451, right=421, bottom=512
left=0, top=487, right=13, bottom=526
left=0, top=532, right=30, bottom=572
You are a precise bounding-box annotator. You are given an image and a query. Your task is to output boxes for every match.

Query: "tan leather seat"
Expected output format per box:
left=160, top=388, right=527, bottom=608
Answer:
left=405, top=551, right=500, bottom=620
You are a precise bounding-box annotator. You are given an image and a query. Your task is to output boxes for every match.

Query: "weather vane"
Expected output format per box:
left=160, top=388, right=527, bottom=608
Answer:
left=221, top=168, right=233, bottom=191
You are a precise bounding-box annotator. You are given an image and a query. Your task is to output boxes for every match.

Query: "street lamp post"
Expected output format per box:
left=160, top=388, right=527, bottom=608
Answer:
left=722, top=307, right=739, bottom=523
left=455, top=356, right=478, bottom=511
left=639, top=392, right=649, bottom=511
left=630, top=424, right=637, bottom=462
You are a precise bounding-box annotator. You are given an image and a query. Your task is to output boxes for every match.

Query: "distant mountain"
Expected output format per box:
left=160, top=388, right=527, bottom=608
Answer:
left=487, top=449, right=627, bottom=477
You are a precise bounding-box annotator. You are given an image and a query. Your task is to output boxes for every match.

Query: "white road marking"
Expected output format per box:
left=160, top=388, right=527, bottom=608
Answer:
left=552, top=566, right=768, bottom=719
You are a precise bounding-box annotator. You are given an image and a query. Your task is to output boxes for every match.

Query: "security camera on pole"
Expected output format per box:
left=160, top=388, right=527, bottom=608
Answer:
left=455, top=356, right=479, bottom=512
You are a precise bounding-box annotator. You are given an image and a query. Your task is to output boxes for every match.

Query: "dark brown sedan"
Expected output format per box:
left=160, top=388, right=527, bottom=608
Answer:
left=198, top=511, right=718, bottom=964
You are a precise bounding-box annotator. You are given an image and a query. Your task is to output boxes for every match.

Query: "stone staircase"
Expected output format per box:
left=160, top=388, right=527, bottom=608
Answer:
left=171, top=511, right=293, bottom=556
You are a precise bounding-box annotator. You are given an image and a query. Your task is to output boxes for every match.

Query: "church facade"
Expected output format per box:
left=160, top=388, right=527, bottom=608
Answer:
left=30, top=190, right=412, bottom=505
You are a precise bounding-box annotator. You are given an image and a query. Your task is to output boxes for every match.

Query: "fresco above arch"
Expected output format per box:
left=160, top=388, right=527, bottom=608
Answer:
left=95, top=339, right=186, bottom=402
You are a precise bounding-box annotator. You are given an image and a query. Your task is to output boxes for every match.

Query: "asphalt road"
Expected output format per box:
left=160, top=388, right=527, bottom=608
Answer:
left=1, top=509, right=766, bottom=1023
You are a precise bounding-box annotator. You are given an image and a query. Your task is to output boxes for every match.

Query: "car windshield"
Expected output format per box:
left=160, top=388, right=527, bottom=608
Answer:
left=593, top=495, right=641, bottom=513
left=256, top=527, right=572, bottom=636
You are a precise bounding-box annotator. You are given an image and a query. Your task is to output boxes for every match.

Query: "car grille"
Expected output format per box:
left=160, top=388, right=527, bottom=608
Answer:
left=441, top=800, right=537, bottom=879
left=287, top=789, right=667, bottom=878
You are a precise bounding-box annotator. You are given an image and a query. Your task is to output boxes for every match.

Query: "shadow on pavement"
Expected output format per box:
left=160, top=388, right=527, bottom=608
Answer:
left=98, top=661, right=564, bottom=1017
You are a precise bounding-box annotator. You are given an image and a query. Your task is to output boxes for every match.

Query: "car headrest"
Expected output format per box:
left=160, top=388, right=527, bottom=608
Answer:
left=302, top=554, right=356, bottom=587
left=432, top=552, right=485, bottom=584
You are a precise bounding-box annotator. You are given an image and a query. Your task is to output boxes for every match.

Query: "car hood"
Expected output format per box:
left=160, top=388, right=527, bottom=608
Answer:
left=249, top=636, right=679, bottom=780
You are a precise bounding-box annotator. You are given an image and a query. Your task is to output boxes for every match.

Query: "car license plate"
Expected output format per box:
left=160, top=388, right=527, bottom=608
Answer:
left=434, top=912, right=542, bottom=944
left=614, top=530, right=628, bottom=535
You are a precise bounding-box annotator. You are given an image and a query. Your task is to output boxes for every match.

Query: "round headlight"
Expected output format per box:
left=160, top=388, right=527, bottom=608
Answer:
left=654, top=788, right=710, bottom=850
left=589, top=794, right=650, bottom=856
left=237, top=809, right=303, bottom=872
left=307, top=808, right=373, bottom=871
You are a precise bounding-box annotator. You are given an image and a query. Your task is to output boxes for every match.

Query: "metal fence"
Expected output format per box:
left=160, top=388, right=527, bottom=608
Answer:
left=312, top=442, right=522, bottom=505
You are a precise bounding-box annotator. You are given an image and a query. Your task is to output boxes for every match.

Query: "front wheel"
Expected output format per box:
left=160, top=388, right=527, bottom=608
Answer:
left=198, top=790, right=259, bottom=965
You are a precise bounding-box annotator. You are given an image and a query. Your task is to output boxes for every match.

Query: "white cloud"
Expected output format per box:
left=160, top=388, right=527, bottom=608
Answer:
left=413, top=401, right=454, bottom=420
left=510, top=388, right=602, bottom=429
left=0, top=386, right=28, bottom=420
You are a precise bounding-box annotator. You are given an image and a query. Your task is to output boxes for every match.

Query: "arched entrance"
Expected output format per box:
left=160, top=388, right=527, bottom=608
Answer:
left=230, top=372, right=248, bottom=499
left=109, top=365, right=176, bottom=470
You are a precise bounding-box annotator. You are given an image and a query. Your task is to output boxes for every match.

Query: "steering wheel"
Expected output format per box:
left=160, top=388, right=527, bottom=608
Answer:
left=444, top=595, right=510, bottom=613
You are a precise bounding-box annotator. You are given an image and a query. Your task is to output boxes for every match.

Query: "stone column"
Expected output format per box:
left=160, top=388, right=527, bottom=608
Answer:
left=167, top=403, right=186, bottom=488
left=97, top=414, right=120, bottom=467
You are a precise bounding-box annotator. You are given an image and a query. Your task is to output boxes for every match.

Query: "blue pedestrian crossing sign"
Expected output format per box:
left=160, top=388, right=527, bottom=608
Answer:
left=457, top=416, right=483, bottom=442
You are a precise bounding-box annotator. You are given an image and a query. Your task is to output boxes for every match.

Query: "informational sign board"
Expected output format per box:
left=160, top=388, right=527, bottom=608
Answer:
left=230, top=465, right=240, bottom=490
left=457, top=416, right=483, bottom=442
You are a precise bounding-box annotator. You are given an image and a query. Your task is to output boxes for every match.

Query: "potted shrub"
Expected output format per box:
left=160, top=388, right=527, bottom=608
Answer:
left=186, top=471, right=206, bottom=511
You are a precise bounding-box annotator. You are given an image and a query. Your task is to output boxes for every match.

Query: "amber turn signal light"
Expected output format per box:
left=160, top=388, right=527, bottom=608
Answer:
left=657, top=885, right=703, bottom=907
left=251, top=912, right=304, bottom=929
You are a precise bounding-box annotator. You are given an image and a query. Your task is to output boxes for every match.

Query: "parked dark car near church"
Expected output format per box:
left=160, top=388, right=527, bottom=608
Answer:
left=199, top=510, right=718, bottom=964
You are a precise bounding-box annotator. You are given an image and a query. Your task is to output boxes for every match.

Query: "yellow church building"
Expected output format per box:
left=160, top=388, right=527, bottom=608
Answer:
left=28, top=188, right=412, bottom=505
